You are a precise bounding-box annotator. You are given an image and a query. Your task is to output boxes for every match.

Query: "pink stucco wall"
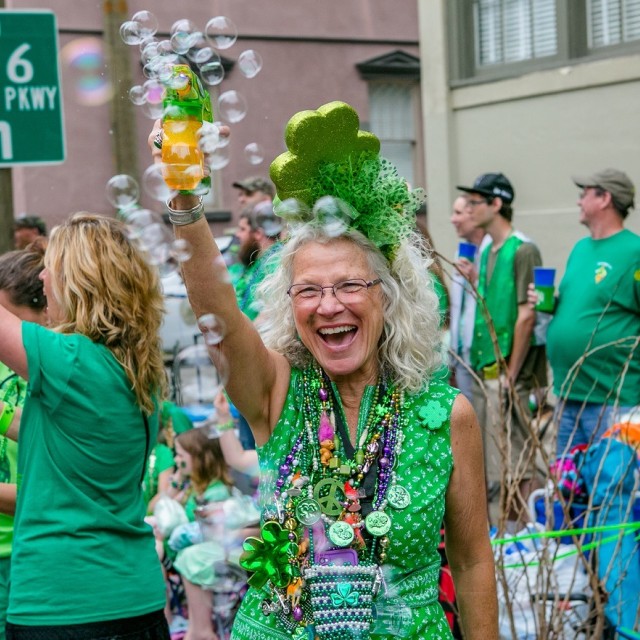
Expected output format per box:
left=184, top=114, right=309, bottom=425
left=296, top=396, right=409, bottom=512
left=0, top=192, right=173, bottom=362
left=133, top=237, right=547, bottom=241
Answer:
left=5, top=0, right=419, bottom=234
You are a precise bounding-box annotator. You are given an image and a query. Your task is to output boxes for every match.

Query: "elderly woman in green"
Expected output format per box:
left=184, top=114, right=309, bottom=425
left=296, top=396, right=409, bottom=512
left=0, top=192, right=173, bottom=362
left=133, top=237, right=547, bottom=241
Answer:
left=150, top=101, right=498, bottom=640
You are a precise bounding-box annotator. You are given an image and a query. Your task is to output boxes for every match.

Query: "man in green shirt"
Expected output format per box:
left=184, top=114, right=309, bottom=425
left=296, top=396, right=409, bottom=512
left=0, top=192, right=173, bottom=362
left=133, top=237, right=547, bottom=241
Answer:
left=545, top=169, right=640, bottom=456
left=228, top=201, right=283, bottom=452
left=457, top=173, right=547, bottom=527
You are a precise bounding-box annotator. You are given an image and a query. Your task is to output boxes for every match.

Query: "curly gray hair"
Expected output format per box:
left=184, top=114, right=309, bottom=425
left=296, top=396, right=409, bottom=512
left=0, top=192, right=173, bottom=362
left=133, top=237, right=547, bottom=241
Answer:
left=256, top=223, right=445, bottom=393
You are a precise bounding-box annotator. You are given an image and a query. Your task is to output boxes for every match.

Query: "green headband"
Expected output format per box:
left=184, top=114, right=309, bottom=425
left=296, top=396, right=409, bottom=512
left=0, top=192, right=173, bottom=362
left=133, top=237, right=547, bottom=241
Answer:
left=269, top=101, right=424, bottom=261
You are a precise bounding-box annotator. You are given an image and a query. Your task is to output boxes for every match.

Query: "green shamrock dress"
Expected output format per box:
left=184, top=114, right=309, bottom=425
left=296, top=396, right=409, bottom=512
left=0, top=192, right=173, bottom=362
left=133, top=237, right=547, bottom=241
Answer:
left=231, top=368, right=458, bottom=640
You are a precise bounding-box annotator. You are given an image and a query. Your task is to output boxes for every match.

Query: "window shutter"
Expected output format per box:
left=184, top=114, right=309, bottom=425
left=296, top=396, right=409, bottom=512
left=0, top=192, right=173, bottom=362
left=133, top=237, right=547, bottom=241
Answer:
left=475, top=0, right=557, bottom=67
left=589, top=0, right=640, bottom=47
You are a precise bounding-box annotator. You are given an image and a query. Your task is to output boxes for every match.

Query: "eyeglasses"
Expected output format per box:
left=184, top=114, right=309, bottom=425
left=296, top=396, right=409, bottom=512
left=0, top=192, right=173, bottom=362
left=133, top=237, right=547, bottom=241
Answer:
left=464, top=198, right=489, bottom=208
left=287, top=278, right=382, bottom=305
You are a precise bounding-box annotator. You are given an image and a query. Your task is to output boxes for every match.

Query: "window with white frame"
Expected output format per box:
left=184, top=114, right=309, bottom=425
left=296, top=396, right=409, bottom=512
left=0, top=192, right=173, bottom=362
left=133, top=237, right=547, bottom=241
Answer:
left=368, top=83, right=417, bottom=187
left=451, top=0, right=640, bottom=82
left=588, top=0, right=640, bottom=48
left=475, top=0, right=558, bottom=67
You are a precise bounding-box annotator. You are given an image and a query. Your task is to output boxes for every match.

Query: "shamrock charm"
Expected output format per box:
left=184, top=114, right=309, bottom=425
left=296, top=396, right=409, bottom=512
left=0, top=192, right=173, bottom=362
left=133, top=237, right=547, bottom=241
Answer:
left=239, top=520, right=298, bottom=589
left=418, top=400, right=448, bottom=430
left=330, top=582, right=360, bottom=608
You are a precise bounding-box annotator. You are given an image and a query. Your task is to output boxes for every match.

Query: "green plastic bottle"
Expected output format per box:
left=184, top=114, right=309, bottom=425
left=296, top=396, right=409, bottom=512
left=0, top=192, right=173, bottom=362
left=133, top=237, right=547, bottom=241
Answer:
left=161, top=64, right=213, bottom=192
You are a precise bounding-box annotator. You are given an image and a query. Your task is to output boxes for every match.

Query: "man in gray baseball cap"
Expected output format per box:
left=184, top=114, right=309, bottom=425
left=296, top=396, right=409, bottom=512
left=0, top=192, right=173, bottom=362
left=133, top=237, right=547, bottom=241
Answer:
left=542, top=168, right=640, bottom=458
left=572, top=168, right=635, bottom=218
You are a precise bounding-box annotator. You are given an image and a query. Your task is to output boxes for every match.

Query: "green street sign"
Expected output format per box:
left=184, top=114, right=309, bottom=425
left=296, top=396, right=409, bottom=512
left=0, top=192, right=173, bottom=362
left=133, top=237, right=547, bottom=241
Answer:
left=0, top=10, right=65, bottom=166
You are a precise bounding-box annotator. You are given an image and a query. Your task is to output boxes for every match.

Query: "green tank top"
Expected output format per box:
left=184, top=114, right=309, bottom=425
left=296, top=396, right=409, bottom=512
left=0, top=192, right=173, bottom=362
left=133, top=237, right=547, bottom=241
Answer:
left=232, top=368, right=458, bottom=640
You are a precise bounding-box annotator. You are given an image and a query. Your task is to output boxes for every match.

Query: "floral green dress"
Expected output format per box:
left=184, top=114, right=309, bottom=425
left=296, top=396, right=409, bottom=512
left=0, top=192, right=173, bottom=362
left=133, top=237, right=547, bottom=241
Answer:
left=232, top=368, right=458, bottom=640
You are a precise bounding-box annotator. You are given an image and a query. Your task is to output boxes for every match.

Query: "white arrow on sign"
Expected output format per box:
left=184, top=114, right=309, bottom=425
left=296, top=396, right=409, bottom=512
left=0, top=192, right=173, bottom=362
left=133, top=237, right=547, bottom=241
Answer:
left=0, top=122, right=13, bottom=160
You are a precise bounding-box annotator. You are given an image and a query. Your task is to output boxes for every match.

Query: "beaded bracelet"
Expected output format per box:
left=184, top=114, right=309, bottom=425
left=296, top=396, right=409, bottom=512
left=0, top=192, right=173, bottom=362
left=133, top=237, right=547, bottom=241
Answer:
left=0, top=402, right=16, bottom=437
left=166, top=196, right=205, bottom=226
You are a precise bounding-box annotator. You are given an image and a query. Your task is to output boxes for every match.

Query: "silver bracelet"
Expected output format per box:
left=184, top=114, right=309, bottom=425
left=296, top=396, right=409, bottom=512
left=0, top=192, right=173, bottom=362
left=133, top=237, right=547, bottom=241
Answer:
left=166, top=196, right=205, bottom=226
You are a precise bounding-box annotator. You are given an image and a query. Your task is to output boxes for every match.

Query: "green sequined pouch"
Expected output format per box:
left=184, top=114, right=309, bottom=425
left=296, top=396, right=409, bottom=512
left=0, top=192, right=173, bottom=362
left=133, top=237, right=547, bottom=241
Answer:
left=303, top=563, right=380, bottom=639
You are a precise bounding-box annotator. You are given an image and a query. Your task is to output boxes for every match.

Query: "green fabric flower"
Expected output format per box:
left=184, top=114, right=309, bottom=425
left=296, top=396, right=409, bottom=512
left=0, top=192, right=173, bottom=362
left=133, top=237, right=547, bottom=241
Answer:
left=239, top=521, right=298, bottom=589
left=418, top=400, right=448, bottom=430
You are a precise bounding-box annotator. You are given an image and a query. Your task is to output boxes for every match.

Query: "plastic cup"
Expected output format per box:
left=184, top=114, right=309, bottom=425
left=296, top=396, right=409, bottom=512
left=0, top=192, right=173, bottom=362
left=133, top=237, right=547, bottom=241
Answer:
left=458, top=241, right=477, bottom=262
left=534, top=267, right=556, bottom=312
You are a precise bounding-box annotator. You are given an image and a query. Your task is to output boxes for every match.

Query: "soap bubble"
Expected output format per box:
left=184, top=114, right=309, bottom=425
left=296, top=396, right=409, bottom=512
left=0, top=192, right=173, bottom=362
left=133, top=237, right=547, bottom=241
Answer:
left=129, top=85, right=146, bottom=105
left=198, top=313, right=226, bottom=346
left=140, top=40, right=160, bottom=64
left=312, top=196, right=355, bottom=237
left=244, top=143, right=264, bottom=165
left=170, top=239, right=193, bottom=263
left=200, top=61, right=225, bottom=86
left=212, top=122, right=230, bottom=148
left=198, top=122, right=221, bottom=153
left=171, top=18, right=197, bottom=36
left=60, top=38, right=113, bottom=107
left=217, top=90, right=247, bottom=123
left=238, top=49, right=263, bottom=78
left=106, top=174, right=139, bottom=210
left=122, top=208, right=163, bottom=239
left=131, top=10, right=158, bottom=38
left=170, top=20, right=198, bottom=55
left=143, top=78, right=164, bottom=105
left=207, top=146, right=231, bottom=171
left=141, top=100, right=164, bottom=120
left=142, top=164, right=179, bottom=202
left=175, top=344, right=229, bottom=405
left=120, top=20, right=142, bottom=46
left=205, top=16, right=238, bottom=50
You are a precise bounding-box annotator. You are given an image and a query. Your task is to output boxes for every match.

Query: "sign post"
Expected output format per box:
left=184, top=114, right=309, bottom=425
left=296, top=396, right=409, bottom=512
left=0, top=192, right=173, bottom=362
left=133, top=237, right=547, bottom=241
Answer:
left=0, top=10, right=65, bottom=166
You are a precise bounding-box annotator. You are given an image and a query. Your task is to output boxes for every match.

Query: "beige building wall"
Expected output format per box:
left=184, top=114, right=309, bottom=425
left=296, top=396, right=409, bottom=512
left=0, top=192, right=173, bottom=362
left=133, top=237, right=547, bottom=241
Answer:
left=419, top=1, right=640, bottom=281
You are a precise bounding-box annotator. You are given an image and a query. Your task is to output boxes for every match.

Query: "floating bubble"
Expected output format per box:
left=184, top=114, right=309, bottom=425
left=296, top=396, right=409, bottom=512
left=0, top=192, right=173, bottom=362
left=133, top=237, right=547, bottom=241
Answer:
left=175, top=344, right=229, bottom=404
left=141, top=100, right=164, bottom=120
left=131, top=10, right=158, bottom=38
left=122, top=208, right=163, bottom=239
left=198, top=313, right=226, bottom=346
left=191, top=45, right=216, bottom=66
left=106, top=174, right=139, bottom=210
left=212, top=121, right=230, bottom=148
left=158, top=260, right=179, bottom=278
left=217, top=90, right=247, bottom=123
left=200, top=61, right=225, bottom=86
left=142, top=164, right=179, bottom=202
left=207, top=146, right=231, bottom=170
left=171, top=18, right=197, bottom=36
left=312, top=196, right=356, bottom=238
left=170, top=238, right=193, bottom=263
left=140, top=40, right=160, bottom=64
left=170, top=31, right=193, bottom=56
left=244, top=142, right=264, bottom=165
left=199, top=122, right=221, bottom=153
left=143, top=78, right=164, bottom=105
left=156, top=39, right=174, bottom=56
left=274, top=198, right=310, bottom=222
left=60, top=38, right=113, bottom=107
left=205, top=16, right=238, bottom=50
left=238, top=49, right=263, bottom=78
left=129, top=85, right=146, bottom=105
left=120, top=20, right=142, bottom=46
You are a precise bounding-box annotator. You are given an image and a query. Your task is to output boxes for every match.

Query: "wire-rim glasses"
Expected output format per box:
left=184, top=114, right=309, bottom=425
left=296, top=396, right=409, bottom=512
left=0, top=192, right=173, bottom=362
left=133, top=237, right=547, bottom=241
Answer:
left=287, top=278, right=382, bottom=305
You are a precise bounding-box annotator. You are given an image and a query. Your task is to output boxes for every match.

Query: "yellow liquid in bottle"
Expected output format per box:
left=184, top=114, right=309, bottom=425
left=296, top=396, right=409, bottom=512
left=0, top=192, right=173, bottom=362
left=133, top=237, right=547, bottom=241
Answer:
left=161, top=119, right=204, bottom=191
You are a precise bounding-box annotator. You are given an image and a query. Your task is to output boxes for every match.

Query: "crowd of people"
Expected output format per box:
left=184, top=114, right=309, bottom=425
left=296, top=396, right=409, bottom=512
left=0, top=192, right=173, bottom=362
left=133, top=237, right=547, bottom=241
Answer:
left=0, top=93, right=637, bottom=640
left=448, top=168, right=640, bottom=532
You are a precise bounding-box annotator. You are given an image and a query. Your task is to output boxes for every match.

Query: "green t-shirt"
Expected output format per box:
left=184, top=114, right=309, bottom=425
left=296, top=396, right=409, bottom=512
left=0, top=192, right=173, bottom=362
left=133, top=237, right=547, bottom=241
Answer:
left=547, top=229, right=640, bottom=405
left=229, top=243, right=281, bottom=321
left=0, top=362, right=23, bottom=558
left=8, top=323, right=165, bottom=625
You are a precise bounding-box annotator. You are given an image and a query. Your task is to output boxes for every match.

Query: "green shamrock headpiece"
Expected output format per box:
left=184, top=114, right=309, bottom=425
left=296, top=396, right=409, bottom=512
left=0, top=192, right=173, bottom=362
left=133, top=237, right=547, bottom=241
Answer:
left=269, top=101, right=424, bottom=261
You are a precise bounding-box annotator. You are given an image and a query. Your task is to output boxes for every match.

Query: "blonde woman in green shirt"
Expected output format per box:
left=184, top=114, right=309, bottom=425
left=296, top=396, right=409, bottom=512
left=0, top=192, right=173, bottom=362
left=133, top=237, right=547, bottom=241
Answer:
left=0, top=215, right=170, bottom=640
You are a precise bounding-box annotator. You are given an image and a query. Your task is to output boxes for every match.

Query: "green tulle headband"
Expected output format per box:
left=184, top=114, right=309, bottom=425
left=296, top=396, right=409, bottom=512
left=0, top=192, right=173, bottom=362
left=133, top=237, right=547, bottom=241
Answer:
left=269, top=101, right=424, bottom=261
